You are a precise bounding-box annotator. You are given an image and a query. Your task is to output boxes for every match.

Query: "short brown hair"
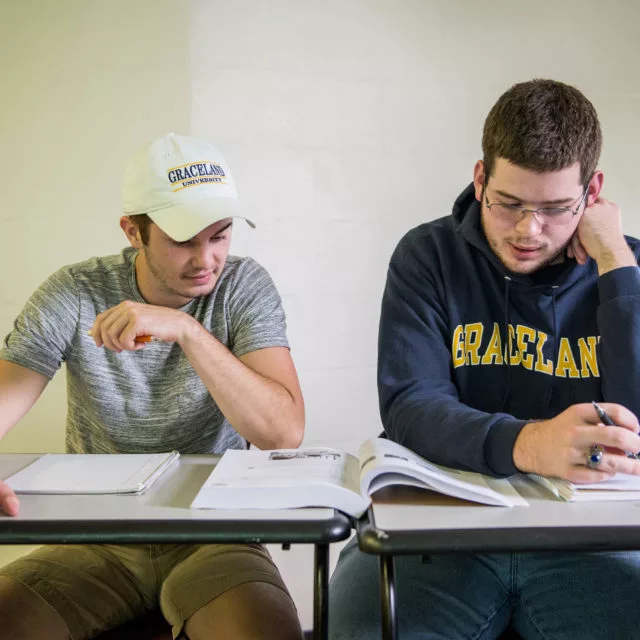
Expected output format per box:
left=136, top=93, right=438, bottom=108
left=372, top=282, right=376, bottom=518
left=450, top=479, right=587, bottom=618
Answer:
left=482, top=79, right=601, bottom=185
left=127, top=214, right=153, bottom=244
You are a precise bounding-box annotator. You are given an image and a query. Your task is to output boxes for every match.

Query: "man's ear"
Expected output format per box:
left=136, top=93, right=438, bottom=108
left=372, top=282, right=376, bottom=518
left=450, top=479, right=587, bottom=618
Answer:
left=585, top=170, right=604, bottom=207
left=473, top=160, right=485, bottom=202
left=120, top=216, right=142, bottom=248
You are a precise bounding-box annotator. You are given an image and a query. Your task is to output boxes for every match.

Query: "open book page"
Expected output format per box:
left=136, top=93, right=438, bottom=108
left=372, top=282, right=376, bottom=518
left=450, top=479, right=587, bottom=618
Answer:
left=5, top=451, right=180, bottom=495
left=358, top=438, right=527, bottom=507
left=191, top=448, right=369, bottom=517
left=528, top=473, right=640, bottom=502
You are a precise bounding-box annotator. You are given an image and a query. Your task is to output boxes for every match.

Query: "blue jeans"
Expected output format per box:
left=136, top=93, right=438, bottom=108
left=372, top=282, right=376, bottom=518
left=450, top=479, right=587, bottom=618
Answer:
left=329, top=538, right=640, bottom=639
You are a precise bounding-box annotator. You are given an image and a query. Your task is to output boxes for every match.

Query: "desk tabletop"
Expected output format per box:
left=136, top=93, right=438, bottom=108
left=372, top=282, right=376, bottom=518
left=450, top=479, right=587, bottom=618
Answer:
left=358, top=478, right=640, bottom=555
left=0, top=454, right=351, bottom=545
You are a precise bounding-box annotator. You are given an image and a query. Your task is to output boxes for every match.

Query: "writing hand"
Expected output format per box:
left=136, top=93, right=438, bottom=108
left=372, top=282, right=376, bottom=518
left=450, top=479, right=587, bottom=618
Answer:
left=88, top=301, right=195, bottom=352
left=513, top=402, right=640, bottom=482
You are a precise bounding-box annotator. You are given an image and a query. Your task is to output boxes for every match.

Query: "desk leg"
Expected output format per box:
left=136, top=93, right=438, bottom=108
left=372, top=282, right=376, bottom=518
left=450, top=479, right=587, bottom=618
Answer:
left=313, top=543, right=329, bottom=640
left=380, top=555, right=397, bottom=640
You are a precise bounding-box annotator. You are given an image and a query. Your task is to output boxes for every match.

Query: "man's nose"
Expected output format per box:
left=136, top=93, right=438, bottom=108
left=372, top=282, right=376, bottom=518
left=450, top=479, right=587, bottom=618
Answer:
left=514, top=210, right=543, bottom=235
left=190, top=244, right=215, bottom=270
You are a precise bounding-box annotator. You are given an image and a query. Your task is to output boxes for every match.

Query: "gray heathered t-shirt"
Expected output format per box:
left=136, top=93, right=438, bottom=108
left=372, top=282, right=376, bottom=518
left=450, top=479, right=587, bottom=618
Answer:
left=0, top=247, right=289, bottom=455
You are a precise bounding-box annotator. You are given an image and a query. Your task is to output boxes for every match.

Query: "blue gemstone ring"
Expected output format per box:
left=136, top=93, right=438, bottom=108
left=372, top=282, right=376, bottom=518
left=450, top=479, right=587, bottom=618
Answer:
left=587, top=444, right=604, bottom=469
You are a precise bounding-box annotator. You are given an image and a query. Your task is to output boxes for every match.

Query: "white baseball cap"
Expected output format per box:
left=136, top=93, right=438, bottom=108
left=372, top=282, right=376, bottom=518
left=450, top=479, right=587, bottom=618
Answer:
left=122, top=133, right=255, bottom=242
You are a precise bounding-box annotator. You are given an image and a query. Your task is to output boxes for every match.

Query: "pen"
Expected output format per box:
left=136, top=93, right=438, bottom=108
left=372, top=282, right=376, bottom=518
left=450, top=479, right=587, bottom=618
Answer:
left=592, top=401, right=640, bottom=460
left=87, top=330, right=157, bottom=344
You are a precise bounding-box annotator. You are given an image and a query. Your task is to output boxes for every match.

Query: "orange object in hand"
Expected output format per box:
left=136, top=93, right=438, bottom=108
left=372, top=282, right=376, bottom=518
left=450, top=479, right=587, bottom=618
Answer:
left=87, top=330, right=156, bottom=344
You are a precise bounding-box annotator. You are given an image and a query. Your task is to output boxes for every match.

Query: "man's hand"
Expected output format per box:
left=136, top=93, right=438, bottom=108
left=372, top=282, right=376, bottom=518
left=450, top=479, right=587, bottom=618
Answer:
left=567, top=197, right=636, bottom=275
left=89, top=301, right=196, bottom=352
left=0, top=480, right=19, bottom=517
left=513, top=403, right=640, bottom=482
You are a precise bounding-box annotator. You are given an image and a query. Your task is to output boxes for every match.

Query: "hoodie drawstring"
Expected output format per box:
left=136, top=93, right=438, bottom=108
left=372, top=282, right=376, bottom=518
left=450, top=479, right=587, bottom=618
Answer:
left=500, top=276, right=512, bottom=411
left=542, top=286, right=560, bottom=410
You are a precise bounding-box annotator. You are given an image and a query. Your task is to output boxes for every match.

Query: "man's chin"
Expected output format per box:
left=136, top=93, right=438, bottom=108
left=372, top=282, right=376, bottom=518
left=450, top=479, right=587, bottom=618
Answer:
left=503, top=260, right=544, bottom=275
left=181, top=279, right=218, bottom=297
left=497, top=250, right=564, bottom=275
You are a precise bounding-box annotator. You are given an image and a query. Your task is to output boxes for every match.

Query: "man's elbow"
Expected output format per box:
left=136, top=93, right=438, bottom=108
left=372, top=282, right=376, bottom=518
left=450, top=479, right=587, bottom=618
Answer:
left=280, top=410, right=305, bottom=448
left=287, top=421, right=305, bottom=448
left=248, top=412, right=304, bottom=449
left=260, top=428, right=303, bottom=450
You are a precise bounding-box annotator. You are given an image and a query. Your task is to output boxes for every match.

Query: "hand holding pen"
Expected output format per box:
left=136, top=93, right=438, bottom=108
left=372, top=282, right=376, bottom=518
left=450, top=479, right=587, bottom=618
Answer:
left=592, top=401, right=640, bottom=462
left=86, top=301, right=190, bottom=352
left=513, top=402, right=640, bottom=482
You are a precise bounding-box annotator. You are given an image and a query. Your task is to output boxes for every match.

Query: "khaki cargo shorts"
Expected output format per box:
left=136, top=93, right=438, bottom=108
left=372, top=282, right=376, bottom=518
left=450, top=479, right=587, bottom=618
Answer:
left=0, top=542, right=291, bottom=640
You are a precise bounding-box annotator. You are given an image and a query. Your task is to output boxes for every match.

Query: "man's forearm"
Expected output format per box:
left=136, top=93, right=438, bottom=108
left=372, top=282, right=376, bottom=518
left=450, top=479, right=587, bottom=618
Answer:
left=178, top=318, right=303, bottom=450
left=595, top=244, right=637, bottom=276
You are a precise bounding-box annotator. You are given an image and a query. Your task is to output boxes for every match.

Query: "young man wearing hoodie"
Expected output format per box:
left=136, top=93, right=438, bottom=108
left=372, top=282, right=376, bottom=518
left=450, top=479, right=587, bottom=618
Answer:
left=329, top=79, right=640, bottom=639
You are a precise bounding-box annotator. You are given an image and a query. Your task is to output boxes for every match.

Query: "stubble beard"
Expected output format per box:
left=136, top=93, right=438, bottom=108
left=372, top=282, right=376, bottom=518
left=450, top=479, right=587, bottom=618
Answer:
left=143, top=252, right=199, bottom=304
left=492, top=238, right=568, bottom=275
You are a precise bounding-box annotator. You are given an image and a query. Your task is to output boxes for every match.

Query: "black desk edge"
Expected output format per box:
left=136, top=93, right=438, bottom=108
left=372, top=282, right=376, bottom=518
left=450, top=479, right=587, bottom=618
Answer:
left=356, top=508, right=640, bottom=555
left=0, top=514, right=352, bottom=545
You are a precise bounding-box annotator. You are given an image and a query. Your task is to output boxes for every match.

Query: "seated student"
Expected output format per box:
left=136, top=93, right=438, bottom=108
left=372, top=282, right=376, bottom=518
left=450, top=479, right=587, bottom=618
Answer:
left=329, top=79, right=640, bottom=639
left=0, top=133, right=305, bottom=640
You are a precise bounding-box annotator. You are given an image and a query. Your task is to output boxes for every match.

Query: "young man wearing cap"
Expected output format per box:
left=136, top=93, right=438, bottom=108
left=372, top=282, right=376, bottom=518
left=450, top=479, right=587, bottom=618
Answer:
left=329, top=80, right=640, bottom=639
left=0, top=134, right=305, bottom=640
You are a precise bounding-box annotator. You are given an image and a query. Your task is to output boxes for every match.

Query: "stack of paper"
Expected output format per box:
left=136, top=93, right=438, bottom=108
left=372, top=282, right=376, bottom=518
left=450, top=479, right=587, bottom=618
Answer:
left=529, top=473, right=640, bottom=502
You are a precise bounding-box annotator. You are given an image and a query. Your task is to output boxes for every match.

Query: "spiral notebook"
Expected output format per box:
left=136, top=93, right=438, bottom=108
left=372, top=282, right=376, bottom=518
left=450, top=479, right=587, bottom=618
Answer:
left=5, top=451, right=180, bottom=495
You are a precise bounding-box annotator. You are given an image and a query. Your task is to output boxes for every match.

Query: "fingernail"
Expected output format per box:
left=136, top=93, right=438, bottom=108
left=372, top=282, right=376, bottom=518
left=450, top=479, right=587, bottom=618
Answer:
left=6, top=497, right=19, bottom=514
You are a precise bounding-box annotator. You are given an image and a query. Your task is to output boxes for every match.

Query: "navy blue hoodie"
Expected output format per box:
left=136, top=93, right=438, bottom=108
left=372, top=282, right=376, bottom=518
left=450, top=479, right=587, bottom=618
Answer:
left=378, top=184, right=640, bottom=476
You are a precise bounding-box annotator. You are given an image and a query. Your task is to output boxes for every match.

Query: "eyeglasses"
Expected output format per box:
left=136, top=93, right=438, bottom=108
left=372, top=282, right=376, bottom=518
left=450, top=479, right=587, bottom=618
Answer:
left=483, top=181, right=590, bottom=226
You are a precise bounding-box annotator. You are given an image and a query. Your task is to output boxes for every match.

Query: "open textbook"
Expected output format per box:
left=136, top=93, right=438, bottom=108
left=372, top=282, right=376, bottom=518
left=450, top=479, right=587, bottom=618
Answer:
left=191, top=438, right=528, bottom=517
left=529, top=473, right=640, bottom=502
left=5, top=451, right=180, bottom=495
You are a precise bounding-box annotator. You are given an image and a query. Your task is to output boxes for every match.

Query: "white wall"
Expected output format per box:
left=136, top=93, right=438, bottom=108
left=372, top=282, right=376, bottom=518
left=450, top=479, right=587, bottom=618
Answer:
left=2, top=0, right=640, bottom=631
left=189, top=0, right=640, bottom=455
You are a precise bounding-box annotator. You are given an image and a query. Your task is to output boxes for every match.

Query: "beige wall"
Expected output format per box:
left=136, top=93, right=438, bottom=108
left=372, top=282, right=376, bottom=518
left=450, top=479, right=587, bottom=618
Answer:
left=0, top=0, right=190, bottom=564
left=0, top=0, right=190, bottom=454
